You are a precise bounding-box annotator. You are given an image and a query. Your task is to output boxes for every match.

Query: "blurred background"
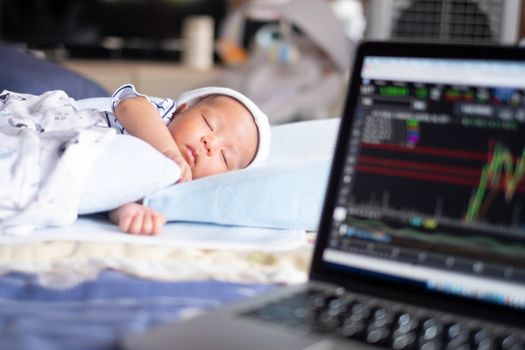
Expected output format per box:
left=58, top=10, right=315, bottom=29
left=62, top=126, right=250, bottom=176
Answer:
left=0, top=0, right=524, bottom=125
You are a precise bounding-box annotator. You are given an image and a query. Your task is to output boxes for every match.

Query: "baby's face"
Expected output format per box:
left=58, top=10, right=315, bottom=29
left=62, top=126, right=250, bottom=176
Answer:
left=167, top=95, right=258, bottom=179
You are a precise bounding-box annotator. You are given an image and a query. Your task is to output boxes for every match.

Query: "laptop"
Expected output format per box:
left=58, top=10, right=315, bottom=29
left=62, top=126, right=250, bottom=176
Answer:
left=122, top=41, right=525, bottom=350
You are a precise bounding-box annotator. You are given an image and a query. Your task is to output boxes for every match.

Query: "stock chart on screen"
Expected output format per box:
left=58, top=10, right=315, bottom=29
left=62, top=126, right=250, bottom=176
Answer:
left=326, top=58, right=525, bottom=301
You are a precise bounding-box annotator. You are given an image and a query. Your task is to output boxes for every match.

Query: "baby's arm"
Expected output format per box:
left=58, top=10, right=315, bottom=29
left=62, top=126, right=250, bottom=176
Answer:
left=114, top=96, right=191, bottom=182
left=109, top=202, right=166, bottom=235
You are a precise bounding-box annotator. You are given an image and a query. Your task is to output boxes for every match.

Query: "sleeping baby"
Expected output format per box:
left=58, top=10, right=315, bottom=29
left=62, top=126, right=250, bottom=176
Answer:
left=106, top=85, right=271, bottom=235
left=0, top=85, right=270, bottom=236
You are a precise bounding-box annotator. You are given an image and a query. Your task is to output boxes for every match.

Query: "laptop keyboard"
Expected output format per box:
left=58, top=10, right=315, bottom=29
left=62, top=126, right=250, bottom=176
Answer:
left=240, top=288, right=525, bottom=350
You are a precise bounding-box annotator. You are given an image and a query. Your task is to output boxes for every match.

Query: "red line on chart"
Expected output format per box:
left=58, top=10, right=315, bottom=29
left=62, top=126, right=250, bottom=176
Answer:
left=362, top=143, right=488, bottom=161
left=356, top=164, right=525, bottom=192
left=359, top=156, right=481, bottom=177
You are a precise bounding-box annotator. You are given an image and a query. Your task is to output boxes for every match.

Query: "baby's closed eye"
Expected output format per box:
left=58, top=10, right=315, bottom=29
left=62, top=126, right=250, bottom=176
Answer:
left=221, top=150, right=229, bottom=169
left=201, top=114, right=213, bottom=131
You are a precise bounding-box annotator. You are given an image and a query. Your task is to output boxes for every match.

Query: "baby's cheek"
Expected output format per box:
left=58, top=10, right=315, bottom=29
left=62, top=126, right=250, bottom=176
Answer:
left=192, top=163, right=227, bottom=179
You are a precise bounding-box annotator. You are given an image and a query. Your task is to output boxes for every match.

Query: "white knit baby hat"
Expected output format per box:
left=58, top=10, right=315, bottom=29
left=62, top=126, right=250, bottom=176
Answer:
left=175, top=87, right=271, bottom=168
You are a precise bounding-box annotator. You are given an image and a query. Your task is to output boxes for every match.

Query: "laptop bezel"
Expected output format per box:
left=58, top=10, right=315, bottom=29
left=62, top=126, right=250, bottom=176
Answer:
left=310, top=40, right=525, bottom=327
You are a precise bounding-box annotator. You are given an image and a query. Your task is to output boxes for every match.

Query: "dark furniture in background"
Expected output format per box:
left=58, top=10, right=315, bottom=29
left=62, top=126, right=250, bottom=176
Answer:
left=0, top=0, right=228, bottom=60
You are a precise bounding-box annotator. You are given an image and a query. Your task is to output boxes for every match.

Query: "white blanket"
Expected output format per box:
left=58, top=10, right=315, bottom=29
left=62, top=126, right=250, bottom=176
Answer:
left=0, top=90, right=114, bottom=235
left=0, top=217, right=311, bottom=287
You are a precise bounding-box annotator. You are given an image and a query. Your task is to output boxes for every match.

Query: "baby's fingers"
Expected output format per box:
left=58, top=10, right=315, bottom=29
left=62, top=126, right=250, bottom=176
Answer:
left=141, top=213, right=154, bottom=235
left=150, top=212, right=166, bottom=235
left=140, top=212, right=164, bottom=235
left=135, top=210, right=165, bottom=235
left=118, top=212, right=135, bottom=234
left=128, top=211, right=145, bottom=235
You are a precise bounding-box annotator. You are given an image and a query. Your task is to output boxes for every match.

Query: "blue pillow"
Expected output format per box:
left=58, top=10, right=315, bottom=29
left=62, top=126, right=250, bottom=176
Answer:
left=144, top=118, right=340, bottom=230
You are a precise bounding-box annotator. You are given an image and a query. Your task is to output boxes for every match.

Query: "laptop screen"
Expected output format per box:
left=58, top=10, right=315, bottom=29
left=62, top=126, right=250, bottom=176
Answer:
left=321, top=50, right=525, bottom=310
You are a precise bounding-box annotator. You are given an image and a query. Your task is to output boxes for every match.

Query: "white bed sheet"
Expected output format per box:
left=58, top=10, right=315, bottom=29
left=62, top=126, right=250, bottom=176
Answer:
left=0, top=216, right=305, bottom=251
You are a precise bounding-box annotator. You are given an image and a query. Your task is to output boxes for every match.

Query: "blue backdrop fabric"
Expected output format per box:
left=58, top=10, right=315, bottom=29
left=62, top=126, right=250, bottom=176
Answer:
left=0, top=271, right=273, bottom=350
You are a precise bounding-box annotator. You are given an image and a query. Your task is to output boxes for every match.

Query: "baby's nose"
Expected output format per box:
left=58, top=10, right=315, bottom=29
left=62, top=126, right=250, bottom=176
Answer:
left=202, top=135, right=217, bottom=155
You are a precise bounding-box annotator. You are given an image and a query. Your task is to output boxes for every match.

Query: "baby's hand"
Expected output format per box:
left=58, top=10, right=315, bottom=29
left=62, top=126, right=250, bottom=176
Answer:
left=109, top=202, right=166, bottom=235
left=163, top=149, right=192, bottom=183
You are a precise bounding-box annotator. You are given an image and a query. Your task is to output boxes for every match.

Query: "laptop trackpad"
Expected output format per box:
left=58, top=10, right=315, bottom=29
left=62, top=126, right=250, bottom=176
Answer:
left=121, top=310, right=373, bottom=350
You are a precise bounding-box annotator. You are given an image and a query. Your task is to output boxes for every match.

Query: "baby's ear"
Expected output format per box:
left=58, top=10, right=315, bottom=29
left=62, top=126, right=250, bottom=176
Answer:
left=173, top=103, right=189, bottom=116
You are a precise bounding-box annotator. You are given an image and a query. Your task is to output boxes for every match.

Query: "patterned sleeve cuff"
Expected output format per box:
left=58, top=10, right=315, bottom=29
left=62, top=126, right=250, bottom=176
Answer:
left=111, top=84, right=155, bottom=112
left=111, top=84, right=176, bottom=125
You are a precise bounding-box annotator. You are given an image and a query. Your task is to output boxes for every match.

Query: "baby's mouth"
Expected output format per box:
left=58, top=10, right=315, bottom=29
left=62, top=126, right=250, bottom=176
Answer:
left=185, top=145, right=197, bottom=166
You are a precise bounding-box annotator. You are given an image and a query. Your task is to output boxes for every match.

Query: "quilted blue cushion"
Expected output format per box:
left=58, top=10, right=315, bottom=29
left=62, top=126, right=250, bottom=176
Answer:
left=0, top=44, right=108, bottom=99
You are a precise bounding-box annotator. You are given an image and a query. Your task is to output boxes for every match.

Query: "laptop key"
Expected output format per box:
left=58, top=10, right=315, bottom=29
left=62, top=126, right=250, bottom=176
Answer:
left=500, top=334, right=525, bottom=350
left=418, top=318, right=445, bottom=350
left=328, top=295, right=354, bottom=314
left=445, top=322, right=470, bottom=347
left=315, top=311, right=342, bottom=332
left=396, top=313, right=420, bottom=334
left=340, top=318, right=367, bottom=339
left=446, top=338, right=470, bottom=350
left=392, top=329, right=417, bottom=350
left=469, top=328, right=497, bottom=350
left=370, top=307, right=395, bottom=328
left=350, top=302, right=373, bottom=321
left=391, top=313, right=420, bottom=350
left=419, top=340, right=442, bottom=350
left=420, top=318, right=444, bottom=341
left=366, top=325, right=391, bottom=346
